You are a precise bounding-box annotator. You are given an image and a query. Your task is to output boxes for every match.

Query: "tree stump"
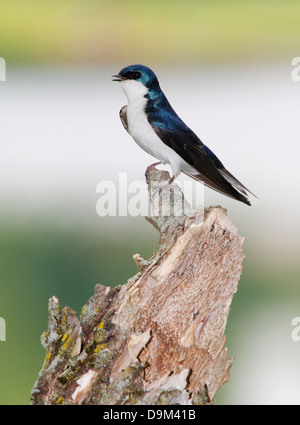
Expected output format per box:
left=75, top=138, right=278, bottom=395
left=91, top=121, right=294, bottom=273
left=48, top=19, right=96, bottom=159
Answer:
left=30, top=168, right=245, bottom=405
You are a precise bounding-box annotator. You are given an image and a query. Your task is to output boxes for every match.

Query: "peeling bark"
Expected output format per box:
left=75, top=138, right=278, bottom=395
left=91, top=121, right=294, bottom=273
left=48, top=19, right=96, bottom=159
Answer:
left=31, top=168, right=245, bottom=405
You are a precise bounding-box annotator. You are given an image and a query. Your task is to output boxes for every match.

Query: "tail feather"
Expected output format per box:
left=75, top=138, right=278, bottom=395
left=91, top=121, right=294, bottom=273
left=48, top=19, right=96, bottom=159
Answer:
left=182, top=169, right=252, bottom=206
left=219, top=168, right=257, bottom=199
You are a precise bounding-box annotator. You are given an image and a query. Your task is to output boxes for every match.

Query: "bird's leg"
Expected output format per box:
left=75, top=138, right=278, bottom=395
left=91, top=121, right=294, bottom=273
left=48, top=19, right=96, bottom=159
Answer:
left=168, top=167, right=181, bottom=185
left=145, top=161, right=163, bottom=180
left=146, top=161, right=163, bottom=173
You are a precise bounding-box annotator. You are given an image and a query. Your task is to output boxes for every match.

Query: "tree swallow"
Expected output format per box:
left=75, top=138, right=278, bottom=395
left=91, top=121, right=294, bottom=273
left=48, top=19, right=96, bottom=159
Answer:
left=112, top=64, right=255, bottom=206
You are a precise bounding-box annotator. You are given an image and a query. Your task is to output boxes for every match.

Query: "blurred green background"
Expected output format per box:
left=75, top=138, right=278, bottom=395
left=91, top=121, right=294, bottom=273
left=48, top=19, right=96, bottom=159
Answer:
left=1, top=0, right=300, bottom=405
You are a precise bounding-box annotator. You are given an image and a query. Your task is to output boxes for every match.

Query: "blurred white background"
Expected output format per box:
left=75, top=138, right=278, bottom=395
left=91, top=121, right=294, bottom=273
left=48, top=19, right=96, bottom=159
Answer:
left=1, top=62, right=300, bottom=404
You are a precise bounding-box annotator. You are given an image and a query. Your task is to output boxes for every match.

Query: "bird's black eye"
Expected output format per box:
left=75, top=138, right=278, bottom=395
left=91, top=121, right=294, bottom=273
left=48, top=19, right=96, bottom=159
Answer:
left=124, top=71, right=141, bottom=80
left=133, top=71, right=141, bottom=79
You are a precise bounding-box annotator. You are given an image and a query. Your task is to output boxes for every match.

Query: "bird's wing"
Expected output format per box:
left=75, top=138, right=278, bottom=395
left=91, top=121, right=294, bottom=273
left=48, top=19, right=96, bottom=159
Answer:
left=119, top=105, right=129, bottom=132
left=148, top=109, right=253, bottom=205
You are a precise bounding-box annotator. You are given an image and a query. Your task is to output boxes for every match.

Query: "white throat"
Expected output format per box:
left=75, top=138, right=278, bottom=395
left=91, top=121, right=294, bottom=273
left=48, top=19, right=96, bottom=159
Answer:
left=119, top=79, right=148, bottom=104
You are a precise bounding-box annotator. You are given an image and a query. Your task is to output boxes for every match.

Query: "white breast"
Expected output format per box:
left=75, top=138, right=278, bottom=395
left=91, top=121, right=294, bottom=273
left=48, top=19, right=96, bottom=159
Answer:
left=119, top=79, right=190, bottom=178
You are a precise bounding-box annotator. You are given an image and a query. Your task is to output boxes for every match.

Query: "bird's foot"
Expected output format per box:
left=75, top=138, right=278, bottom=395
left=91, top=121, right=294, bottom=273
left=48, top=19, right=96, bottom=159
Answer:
left=145, top=161, right=163, bottom=181
left=146, top=161, right=163, bottom=174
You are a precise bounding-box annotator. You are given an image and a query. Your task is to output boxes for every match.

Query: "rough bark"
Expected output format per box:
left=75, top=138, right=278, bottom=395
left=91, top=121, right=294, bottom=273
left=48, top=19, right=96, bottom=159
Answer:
left=31, top=168, right=245, bottom=405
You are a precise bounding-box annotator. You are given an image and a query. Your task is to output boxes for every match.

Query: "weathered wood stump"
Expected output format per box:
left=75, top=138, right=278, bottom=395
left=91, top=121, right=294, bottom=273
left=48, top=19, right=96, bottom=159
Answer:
left=31, top=168, right=244, bottom=405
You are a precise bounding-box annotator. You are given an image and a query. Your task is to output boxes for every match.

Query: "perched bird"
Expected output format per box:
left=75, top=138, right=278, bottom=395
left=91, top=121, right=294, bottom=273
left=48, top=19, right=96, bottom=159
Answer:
left=112, top=64, right=255, bottom=205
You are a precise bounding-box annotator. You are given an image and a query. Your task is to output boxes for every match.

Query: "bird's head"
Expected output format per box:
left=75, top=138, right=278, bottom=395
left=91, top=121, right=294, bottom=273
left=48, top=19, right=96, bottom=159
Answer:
left=112, top=64, right=160, bottom=102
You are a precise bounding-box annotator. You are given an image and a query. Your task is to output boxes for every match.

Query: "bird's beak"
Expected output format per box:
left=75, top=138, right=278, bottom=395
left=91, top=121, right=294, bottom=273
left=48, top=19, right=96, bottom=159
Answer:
left=112, top=74, right=127, bottom=82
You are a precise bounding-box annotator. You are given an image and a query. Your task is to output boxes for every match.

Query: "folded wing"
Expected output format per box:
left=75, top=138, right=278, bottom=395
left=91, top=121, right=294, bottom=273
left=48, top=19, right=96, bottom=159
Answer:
left=147, top=108, right=254, bottom=205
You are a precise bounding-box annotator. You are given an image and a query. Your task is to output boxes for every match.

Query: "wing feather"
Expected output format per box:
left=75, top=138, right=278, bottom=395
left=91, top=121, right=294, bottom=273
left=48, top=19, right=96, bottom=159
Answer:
left=147, top=109, right=253, bottom=205
left=119, top=105, right=129, bottom=132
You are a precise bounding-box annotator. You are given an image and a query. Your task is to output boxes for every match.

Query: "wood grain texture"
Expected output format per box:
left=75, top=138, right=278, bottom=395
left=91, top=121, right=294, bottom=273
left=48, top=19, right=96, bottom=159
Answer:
left=31, top=168, right=244, bottom=405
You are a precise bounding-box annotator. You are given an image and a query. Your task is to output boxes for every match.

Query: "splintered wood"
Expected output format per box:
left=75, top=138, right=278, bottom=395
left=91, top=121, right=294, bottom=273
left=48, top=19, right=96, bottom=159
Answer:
left=31, top=168, right=244, bottom=405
